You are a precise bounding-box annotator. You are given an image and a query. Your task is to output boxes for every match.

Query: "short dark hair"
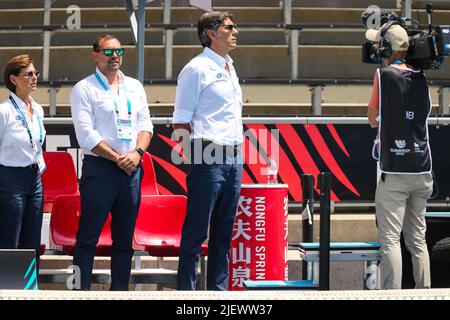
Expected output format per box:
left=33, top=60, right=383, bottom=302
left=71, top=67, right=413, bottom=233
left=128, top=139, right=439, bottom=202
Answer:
left=3, top=54, right=33, bottom=93
left=93, top=34, right=120, bottom=52
left=197, top=11, right=234, bottom=48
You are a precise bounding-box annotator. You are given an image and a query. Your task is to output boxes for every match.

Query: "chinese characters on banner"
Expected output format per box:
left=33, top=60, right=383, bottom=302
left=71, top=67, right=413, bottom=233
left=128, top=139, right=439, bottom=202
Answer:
left=228, top=185, right=289, bottom=290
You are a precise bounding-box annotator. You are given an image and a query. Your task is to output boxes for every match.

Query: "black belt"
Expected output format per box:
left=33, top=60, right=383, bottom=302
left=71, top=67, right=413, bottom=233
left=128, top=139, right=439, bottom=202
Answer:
left=0, top=163, right=38, bottom=170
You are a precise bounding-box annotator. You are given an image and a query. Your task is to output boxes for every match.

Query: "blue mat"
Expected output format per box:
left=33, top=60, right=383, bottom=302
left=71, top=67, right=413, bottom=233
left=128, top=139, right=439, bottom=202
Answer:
left=244, top=279, right=318, bottom=290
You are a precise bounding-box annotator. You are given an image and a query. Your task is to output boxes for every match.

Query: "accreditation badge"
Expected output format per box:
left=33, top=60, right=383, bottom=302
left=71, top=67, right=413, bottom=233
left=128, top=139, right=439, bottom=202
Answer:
left=117, top=118, right=133, bottom=141
left=34, top=145, right=47, bottom=174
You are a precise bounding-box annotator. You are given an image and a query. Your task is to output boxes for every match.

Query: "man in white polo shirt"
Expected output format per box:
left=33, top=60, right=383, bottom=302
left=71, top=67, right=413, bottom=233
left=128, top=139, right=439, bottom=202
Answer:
left=172, top=11, right=243, bottom=290
left=70, top=34, right=153, bottom=290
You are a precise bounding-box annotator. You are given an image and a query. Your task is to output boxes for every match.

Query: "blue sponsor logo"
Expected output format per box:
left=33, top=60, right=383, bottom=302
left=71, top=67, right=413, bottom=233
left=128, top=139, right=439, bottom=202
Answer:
left=23, top=257, right=38, bottom=290
left=216, top=73, right=222, bottom=79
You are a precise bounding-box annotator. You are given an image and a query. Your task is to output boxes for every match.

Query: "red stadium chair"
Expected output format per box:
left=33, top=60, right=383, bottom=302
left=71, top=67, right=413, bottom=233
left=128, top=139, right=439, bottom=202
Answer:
left=134, top=194, right=208, bottom=289
left=42, top=152, right=79, bottom=213
left=50, top=195, right=112, bottom=256
left=135, top=153, right=207, bottom=256
left=141, top=151, right=159, bottom=195
left=134, top=195, right=208, bottom=257
left=134, top=153, right=208, bottom=289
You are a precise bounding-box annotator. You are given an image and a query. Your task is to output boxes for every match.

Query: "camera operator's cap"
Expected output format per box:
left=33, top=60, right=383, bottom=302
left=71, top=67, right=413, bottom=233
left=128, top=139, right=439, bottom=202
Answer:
left=365, top=23, right=409, bottom=51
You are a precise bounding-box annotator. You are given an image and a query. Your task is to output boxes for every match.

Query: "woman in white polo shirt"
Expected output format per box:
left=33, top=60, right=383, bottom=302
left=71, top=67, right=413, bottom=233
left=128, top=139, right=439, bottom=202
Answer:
left=0, top=55, right=46, bottom=269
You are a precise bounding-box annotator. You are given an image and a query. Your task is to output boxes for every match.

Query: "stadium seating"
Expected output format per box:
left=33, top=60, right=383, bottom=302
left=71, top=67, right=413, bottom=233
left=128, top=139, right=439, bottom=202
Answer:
left=134, top=195, right=208, bottom=257
left=41, top=151, right=79, bottom=213
left=141, top=151, right=159, bottom=195
left=50, top=194, right=112, bottom=255
left=134, top=153, right=208, bottom=289
left=135, top=153, right=208, bottom=255
left=1, top=1, right=449, bottom=116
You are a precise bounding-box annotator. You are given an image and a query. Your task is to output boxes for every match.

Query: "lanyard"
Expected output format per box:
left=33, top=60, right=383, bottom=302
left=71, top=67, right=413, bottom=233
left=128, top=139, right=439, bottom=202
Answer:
left=95, top=72, right=131, bottom=116
left=9, top=95, right=43, bottom=147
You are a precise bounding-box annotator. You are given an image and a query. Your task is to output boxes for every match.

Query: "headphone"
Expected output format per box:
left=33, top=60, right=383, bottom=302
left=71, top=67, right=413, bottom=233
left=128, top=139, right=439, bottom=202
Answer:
left=378, top=20, right=401, bottom=58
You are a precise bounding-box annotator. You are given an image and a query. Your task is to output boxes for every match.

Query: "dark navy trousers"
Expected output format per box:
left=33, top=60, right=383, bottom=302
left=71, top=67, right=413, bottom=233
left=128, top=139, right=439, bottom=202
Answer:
left=177, top=146, right=243, bottom=290
left=73, top=155, right=142, bottom=291
left=0, top=165, right=43, bottom=271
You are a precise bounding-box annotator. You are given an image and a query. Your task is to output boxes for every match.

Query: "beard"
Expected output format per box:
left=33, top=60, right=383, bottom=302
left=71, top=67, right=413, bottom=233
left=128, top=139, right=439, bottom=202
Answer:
left=106, top=58, right=121, bottom=72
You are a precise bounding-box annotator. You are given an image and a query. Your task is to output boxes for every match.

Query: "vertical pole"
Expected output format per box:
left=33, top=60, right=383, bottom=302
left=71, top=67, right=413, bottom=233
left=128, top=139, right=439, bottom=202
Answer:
left=134, top=255, right=142, bottom=291
left=49, top=86, right=57, bottom=116
left=199, top=257, right=206, bottom=290
left=43, top=0, right=52, bottom=81
left=283, top=0, right=298, bottom=79
left=318, top=172, right=331, bottom=291
left=401, top=0, right=412, bottom=26
left=311, top=85, right=323, bottom=115
left=439, top=87, right=449, bottom=115
left=137, top=0, right=146, bottom=83
left=290, top=29, right=299, bottom=80
left=301, top=174, right=314, bottom=279
left=164, top=0, right=173, bottom=79
left=283, top=0, right=292, bottom=24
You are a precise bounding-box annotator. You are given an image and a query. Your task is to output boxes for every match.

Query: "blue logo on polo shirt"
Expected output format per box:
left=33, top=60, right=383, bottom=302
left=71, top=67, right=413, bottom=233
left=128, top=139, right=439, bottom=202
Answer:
left=16, top=115, right=23, bottom=121
left=216, top=73, right=223, bottom=79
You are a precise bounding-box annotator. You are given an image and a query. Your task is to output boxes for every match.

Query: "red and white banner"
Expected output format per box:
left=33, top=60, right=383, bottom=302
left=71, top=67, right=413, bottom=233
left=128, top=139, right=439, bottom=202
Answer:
left=229, top=184, right=289, bottom=291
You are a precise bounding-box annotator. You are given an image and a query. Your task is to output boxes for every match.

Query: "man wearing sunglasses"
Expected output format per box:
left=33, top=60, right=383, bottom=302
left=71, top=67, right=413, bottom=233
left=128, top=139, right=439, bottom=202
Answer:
left=172, top=11, right=243, bottom=291
left=70, top=34, right=153, bottom=291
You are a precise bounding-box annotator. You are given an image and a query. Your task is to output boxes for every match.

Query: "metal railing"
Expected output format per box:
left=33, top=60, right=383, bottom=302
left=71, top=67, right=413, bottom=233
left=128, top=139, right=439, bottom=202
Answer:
left=42, top=116, right=450, bottom=125
left=29, top=78, right=450, bottom=116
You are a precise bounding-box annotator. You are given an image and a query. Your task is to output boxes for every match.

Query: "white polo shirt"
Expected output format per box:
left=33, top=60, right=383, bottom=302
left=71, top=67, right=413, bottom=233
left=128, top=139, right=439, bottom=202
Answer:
left=70, top=68, right=153, bottom=156
left=173, top=47, right=243, bottom=146
left=0, top=92, right=46, bottom=167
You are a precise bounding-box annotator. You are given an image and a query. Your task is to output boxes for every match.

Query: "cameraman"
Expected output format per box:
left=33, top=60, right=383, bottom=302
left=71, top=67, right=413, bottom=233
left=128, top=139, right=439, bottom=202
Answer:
left=366, top=23, right=433, bottom=290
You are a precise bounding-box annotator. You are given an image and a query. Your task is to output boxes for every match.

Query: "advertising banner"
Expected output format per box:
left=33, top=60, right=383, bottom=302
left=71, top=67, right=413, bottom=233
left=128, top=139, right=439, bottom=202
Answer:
left=43, top=122, right=450, bottom=203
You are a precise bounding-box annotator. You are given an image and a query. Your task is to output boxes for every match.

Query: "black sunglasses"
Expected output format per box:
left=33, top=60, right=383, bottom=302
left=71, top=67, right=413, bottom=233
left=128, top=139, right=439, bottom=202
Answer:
left=22, top=70, right=40, bottom=78
left=219, top=24, right=237, bottom=31
left=98, top=48, right=125, bottom=56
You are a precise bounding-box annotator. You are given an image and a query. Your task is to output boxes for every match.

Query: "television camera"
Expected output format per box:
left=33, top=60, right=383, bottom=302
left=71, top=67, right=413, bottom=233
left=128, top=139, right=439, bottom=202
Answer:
left=362, top=4, right=450, bottom=69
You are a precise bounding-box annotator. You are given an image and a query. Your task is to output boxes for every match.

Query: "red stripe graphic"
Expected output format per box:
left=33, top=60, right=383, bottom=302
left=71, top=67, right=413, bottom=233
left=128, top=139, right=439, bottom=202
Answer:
left=244, top=138, right=266, bottom=183
left=327, top=124, right=350, bottom=157
left=331, top=191, right=340, bottom=201
left=241, top=169, right=253, bottom=184
left=276, top=124, right=320, bottom=194
left=243, top=129, right=267, bottom=184
left=158, top=134, right=187, bottom=161
left=157, top=184, right=173, bottom=195
left=304, top=124, right=360, bottom=197
left=276, top=124, right=341, bottom=201
left=150, top=154, right=187, bottom=192
left=246, top=124, right=302, bottom=201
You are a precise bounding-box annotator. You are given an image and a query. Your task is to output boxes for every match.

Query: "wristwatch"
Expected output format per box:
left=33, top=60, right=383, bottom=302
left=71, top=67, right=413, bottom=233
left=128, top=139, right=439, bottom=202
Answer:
left=136, top=148, right=145, bottom=158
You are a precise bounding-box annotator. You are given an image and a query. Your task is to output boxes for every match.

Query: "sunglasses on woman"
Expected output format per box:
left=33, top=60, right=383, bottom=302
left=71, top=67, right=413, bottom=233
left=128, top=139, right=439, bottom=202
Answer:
left=22, top=71, right=40, bottom=78
left=98, top=48, right=125, bottom=56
